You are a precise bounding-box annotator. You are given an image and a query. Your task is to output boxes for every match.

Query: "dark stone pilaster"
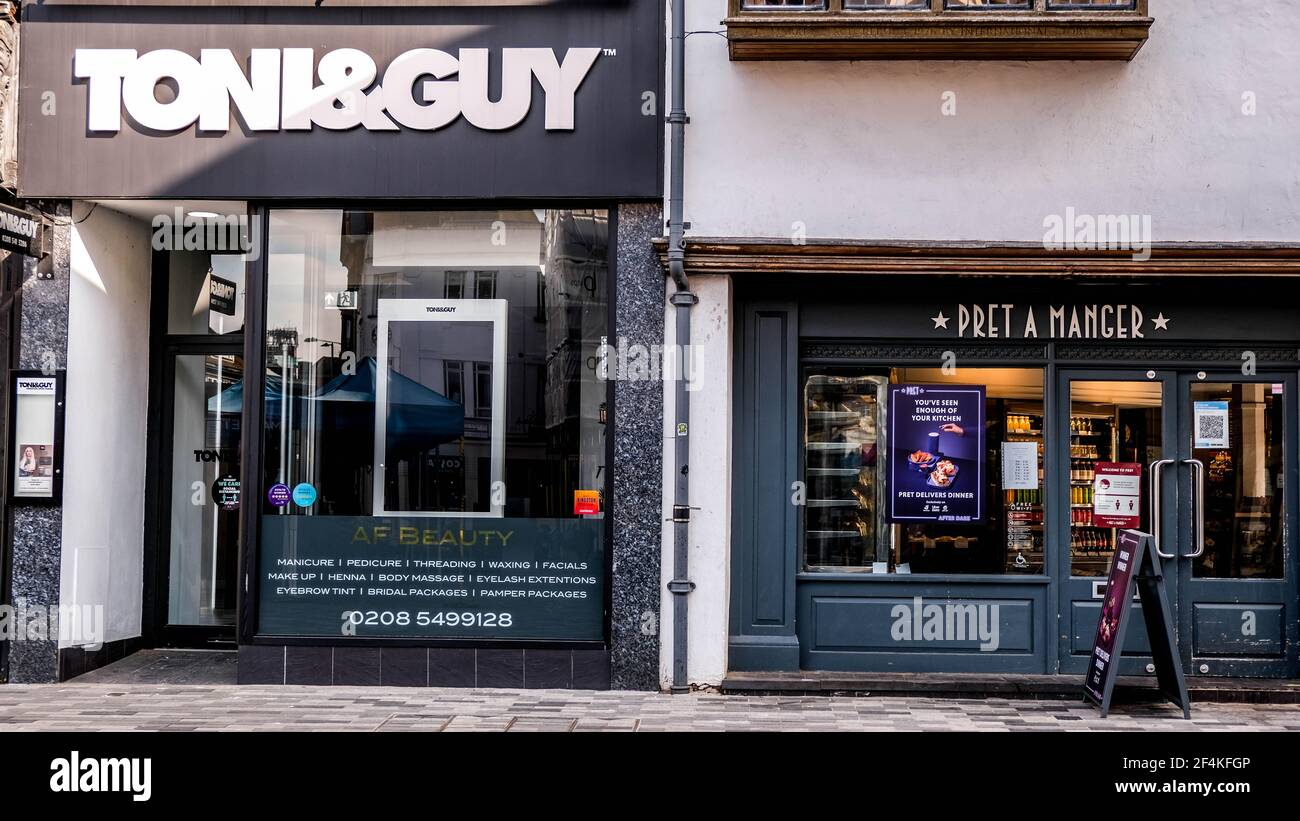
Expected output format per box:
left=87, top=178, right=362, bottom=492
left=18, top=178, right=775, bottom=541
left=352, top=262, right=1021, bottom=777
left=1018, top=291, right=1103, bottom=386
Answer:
left=610, top=202, right=665, bottom=690
left=6, top=200, right=71, bottom=683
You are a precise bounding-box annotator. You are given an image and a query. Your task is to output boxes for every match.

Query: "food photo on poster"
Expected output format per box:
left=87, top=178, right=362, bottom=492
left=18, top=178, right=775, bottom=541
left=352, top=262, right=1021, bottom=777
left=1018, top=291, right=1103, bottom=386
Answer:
left=887, top=384, right=986, bottom=523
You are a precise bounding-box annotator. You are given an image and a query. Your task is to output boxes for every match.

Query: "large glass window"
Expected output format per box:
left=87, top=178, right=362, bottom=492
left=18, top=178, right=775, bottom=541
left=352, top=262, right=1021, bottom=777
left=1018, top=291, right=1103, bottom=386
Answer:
left=256, top=209, right=609, bottom=640
left=802, top=366, right=1045, bottom=575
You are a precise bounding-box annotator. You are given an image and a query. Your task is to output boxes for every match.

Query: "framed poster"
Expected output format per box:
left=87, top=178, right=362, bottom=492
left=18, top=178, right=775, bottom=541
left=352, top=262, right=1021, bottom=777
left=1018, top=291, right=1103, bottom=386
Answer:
left=1092, top=462, right=1141, bottom=529
left=373, top=299, right=507, bottom=518
left=8, top=371, right=66, bottom=503
left=887, top=384, right=986, bottom=523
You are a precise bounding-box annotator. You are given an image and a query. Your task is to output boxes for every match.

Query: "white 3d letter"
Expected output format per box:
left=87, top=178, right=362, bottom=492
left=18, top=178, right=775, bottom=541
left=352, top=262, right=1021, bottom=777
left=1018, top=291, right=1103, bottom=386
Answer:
left=199, top=49, right=282, bottom=132
left=528, top=47, right=600, bottom=130
left=458, top=48, right=532, bottom=131
left=121, top=49, right=205, bottom=131
left=383, top=49, right=461, bottom=131
left=74, top=49, right=138, bottom=132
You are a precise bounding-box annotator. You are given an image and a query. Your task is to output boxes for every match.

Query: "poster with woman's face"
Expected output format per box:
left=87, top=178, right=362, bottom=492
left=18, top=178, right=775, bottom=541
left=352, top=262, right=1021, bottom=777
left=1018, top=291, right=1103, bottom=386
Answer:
left=15, top=443, right=55, bottom=495
left=13, top=375, right=59, bottom=498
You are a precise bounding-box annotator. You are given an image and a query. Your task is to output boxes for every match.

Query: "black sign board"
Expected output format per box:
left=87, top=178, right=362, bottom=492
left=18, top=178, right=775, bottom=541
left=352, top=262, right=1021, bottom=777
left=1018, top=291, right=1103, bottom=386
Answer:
left=18, top=3, right=662, bottom=200
left=257, top=515, right=605, bottom=642
left=209, top=274, right=237, bottom=316
left=1083, top=530, right=1190, bottom=719
left=0, top=203, right=42, bottom=257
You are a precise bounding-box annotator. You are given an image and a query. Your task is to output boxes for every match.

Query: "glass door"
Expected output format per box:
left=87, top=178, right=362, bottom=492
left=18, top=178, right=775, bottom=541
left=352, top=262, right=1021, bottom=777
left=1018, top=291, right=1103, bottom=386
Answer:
left=1174, top=373, right=1298, bottom=677
left=160, top=350, right=243, bottom=644
left=1057, top=370, right=1175, bottom=676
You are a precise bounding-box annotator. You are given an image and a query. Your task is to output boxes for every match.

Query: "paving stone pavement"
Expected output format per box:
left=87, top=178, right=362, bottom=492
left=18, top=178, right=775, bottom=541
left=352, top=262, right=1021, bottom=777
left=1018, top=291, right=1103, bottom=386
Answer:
left=1, top=684, right=1299, bottom=731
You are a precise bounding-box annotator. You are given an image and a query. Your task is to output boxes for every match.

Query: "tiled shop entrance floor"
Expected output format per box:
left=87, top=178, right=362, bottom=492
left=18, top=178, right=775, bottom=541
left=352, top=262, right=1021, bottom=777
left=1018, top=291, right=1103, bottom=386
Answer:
left=1, top=683, right=1298, bottom=731
left=72, top=650, right=237, bottom=685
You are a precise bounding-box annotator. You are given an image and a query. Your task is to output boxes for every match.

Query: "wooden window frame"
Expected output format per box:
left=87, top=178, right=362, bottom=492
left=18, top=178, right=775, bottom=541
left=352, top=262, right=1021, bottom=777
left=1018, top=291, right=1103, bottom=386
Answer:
left=725, top=0, right=1153, bottom=61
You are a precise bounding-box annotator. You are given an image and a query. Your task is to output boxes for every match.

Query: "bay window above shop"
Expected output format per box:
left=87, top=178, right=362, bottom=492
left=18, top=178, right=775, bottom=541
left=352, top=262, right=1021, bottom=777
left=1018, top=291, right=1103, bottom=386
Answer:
left=726, top=0, right=1152, bottom=61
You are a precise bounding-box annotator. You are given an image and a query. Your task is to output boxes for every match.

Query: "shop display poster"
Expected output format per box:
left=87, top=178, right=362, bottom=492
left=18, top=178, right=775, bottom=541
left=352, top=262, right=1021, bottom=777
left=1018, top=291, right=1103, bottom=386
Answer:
left=887, top=384, right=985, bottom=523
left=1001, top=441, right=1038, bottom=490
left=1092, top=462, right=1141, bottom=529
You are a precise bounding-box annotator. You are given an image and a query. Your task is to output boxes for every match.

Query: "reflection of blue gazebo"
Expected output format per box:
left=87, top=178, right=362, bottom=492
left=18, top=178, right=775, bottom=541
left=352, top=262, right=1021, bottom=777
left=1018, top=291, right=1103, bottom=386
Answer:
left=313, top=357, right=464, bottom=452
left=208, top=372, right=295, bottom=419
left=206, top=358, right=464, bottom=452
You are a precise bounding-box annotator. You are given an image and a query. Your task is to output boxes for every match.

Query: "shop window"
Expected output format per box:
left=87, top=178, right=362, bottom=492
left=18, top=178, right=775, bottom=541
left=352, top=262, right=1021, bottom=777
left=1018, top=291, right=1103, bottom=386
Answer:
left=724, top=0, right=1152, bottom=61
left=256, top=208, right=609, bottom=641
left=803, top=366, right=1045, bottom=575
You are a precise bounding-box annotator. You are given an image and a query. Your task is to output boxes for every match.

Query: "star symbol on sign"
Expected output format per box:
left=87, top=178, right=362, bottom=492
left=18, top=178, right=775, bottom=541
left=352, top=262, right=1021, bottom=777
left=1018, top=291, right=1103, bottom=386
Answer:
left=1152, top=312, right=1171, bottom=331
left=931, top=311, right=950, bottom=330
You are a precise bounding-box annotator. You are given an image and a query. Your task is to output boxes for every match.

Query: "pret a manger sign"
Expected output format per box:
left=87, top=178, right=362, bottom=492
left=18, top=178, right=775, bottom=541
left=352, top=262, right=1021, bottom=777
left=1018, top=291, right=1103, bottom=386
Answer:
left=74, top=47, right=602, bottom=133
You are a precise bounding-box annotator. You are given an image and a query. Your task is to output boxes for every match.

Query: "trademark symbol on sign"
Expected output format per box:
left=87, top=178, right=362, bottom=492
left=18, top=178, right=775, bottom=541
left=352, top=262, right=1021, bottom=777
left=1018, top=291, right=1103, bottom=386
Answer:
left=603, top=48, right=618, bottom=57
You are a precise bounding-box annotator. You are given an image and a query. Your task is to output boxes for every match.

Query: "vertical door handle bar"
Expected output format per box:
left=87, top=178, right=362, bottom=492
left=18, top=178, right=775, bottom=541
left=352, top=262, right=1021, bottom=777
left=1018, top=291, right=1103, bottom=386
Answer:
left=1149, top=459, right=1176, bottom=558
left=1182, top=458, right=1205, bottom=559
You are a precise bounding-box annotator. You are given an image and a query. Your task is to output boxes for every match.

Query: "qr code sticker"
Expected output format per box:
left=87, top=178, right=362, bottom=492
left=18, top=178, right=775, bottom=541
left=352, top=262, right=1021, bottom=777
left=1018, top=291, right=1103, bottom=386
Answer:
left=1197, top=414, right=1225, bottom=443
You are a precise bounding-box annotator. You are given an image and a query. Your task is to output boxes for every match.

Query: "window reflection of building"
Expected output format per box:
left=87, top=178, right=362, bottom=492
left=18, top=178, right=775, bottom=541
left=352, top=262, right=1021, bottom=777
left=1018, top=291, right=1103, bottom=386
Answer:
left=262, top=209, right=608, bottom=519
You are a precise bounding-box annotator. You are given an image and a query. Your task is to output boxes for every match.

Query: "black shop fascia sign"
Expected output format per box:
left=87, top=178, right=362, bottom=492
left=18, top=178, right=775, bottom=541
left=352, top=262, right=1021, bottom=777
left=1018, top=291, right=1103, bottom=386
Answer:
left=17, top=2, right=663, bottom=200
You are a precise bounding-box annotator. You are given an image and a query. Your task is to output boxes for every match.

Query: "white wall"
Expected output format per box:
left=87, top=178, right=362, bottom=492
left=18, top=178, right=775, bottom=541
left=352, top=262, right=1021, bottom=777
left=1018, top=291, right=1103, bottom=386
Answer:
left=659, top=275, right=732, bottom=689
left=666, top=0, right=1300, bottom=687
left=683, top=0, right=1300, bottom=242
left=61, top=204, right=152, bottom=646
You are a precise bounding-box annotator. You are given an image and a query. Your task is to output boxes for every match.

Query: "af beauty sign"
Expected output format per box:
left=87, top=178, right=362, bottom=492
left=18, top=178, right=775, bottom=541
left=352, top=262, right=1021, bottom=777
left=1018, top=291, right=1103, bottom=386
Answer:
left=18, top=3, right=660, bottom=199
left=887, top=385, right=986, bottom=523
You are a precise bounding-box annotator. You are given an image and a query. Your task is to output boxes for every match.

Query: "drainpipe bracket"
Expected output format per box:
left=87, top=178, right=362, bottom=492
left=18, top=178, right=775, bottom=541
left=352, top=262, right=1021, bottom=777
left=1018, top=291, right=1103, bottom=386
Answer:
left=667, top=580, right=695, bottom=595
left=669, top=291, right=697, bottom=307
left=670, top=504, right=696, bottom=522
left=667, top=113, right=691, bottom=125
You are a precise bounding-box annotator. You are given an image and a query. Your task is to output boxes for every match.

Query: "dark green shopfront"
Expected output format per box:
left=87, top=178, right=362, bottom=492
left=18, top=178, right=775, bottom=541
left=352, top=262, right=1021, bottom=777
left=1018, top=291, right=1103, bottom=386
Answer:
left=727, top=269, right=1300, bottom=681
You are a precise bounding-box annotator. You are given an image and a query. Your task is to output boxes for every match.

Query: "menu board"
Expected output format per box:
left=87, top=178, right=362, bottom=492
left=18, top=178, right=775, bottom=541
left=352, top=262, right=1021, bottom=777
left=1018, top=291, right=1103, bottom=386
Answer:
left=1092, top=462, right=1141, bottom=529
left=887, top=385, right=985, bottom=523
left=1083, top=529, right=1190, bottom=719
left=1084, top=530, right=1142, bottom=705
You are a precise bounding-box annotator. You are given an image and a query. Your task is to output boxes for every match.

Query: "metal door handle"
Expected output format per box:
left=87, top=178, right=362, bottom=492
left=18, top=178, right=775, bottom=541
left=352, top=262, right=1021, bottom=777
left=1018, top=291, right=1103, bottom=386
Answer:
left=1182, top=458, right=1205, bottom=558
left=1149, top=459, right=1176, bottom=558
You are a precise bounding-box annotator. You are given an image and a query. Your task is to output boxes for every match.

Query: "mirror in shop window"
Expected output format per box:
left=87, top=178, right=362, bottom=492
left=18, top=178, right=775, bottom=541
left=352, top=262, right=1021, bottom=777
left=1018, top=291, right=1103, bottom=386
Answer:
left=802, top=367, right=1045, bottom=575
left=373, top=300, right=507, bottom=517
